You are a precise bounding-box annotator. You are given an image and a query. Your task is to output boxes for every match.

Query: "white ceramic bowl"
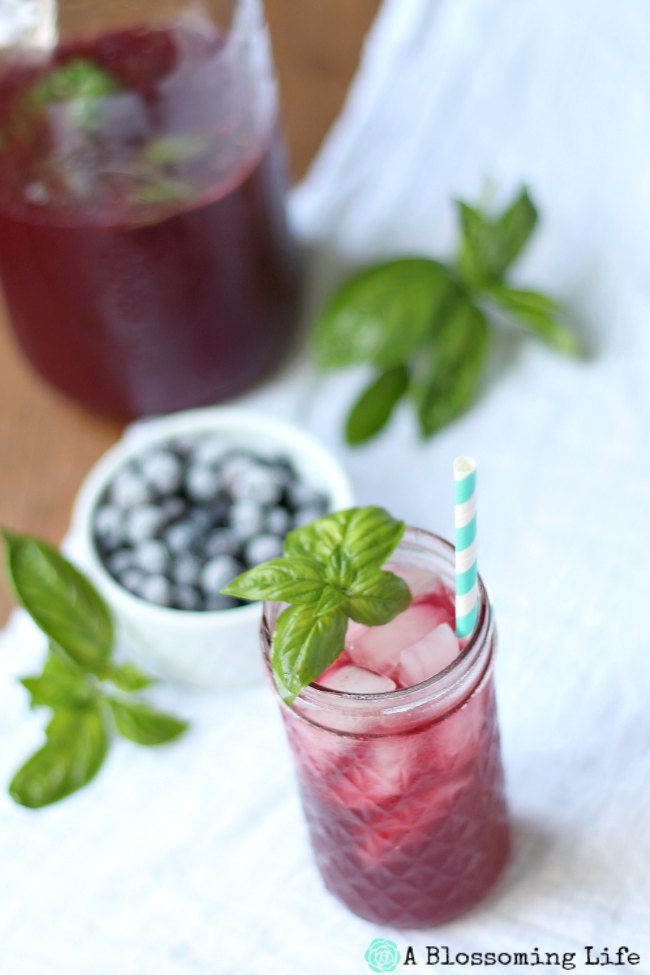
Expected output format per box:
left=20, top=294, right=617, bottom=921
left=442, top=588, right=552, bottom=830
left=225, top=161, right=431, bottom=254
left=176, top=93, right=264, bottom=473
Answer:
left=71, top=407, right=354, bottom=688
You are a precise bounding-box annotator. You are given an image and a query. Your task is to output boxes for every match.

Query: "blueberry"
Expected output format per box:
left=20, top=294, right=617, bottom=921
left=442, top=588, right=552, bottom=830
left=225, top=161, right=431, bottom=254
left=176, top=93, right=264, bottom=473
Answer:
left=172, top=554, right=202, bottom=587
left=228, top=500, right=264, bottom=538
left=203, top=529, right=239, bottom=558
left=164, top=520, right=198, bottom=554
left=132, top=539, right=168, bottom=574
left=185, top=464, right=221, bottom=502
left=292, top=505, right=328, bottom=529
left=188, top=507, right=215, bottom=532
left=205, top=594, right=239, bottom=612
left=140, top=574, right=173, bottom=606
left=170, top=435, right=199, bottom=460
left=200, top=555, right=243, bottom=595
left=141, top=449, right=183, bottom=494
left=269, top=455, right=295, bottom=473
left=219, top=452, right=257, bottom=490
left=174, top=585, right=203, bottom=611
left=161, top=497, right=186, bottom=522
left=106, top=548, right=133, bottom=577
left=94, top=504, right=125, bottom=549
left=234, top=465, right=283, bottom=505
left=111, top=467, right=150, bottom=508
left=194, top=436, right=226, bottom=467
left=119, top=568, right=146, bottom=595
left=244, top=534, right=284, bottom=566
left=286, top=482, right=328, bottom=511
left=126, top=505, right=166, bottom=544
left=265, top=507, right=291, bottom=536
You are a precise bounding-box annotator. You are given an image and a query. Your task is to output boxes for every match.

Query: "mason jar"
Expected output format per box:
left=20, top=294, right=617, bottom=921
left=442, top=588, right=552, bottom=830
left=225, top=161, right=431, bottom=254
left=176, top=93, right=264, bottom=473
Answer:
left=0, top=0, right=301, bottom=417
left=261, top=528, right=510, bottom=928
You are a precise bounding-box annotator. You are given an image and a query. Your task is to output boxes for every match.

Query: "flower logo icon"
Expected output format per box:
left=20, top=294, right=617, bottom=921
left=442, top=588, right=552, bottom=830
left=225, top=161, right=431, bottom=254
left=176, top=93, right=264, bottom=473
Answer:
left=365, top=937, right=401, bottom=972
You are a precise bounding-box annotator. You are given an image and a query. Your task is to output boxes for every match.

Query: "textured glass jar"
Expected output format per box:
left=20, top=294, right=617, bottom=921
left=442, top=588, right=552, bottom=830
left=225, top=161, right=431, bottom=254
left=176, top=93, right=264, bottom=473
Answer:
left=0, top=0, right=301, bottom=417
left=261, top=528, right=510, bottom=928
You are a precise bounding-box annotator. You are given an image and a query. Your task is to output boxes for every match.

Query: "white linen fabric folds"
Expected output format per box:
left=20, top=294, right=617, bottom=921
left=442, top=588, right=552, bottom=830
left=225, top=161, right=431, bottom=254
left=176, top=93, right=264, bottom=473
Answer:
left=1, top=0, right=650, bottom=971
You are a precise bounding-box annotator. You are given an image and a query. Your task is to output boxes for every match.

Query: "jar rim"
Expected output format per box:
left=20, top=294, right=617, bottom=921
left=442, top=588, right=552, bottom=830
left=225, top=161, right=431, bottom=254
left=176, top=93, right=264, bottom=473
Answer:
left=260, top=527, right=492, bottom=715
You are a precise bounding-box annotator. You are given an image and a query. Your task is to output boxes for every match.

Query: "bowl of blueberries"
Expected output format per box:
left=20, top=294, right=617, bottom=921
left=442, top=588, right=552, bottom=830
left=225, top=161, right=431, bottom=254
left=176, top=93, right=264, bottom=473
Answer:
left=72, top=407, right=354, bottom=687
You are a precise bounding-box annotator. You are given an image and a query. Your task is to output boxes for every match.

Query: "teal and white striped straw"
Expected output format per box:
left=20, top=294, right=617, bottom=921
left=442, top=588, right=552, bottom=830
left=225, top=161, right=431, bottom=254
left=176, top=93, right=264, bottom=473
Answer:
left=454, top=456, right=478, bottom=639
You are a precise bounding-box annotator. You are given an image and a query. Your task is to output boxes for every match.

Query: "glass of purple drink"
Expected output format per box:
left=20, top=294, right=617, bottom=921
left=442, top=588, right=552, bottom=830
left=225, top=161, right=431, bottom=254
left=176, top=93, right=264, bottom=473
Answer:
left=0, top=0, right=301, bottom=417
left=261, top=528, right=510, bottom=928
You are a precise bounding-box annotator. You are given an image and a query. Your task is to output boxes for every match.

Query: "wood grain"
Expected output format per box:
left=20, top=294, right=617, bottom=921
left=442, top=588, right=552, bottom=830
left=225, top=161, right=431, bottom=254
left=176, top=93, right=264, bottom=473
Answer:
left=0, top=0, right=379, bottom=621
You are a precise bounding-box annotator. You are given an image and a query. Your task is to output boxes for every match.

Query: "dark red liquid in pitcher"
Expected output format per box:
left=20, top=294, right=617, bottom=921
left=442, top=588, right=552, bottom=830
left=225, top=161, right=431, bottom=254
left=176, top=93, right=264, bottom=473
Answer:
left=0, top=26, right=301, bottom=417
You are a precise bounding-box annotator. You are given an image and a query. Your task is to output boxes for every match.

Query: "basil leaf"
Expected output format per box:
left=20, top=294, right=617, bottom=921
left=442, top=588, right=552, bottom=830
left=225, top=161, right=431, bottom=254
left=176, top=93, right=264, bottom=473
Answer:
left=285, top=507, right=406, bottom=575
left=312, top=585, right=348, bottom=617
left=347, top=569, right=412, bottom=626
left=323, top=545, right=357, bottom=591
left=21, top=646, right=94, bottom=711
left=345, top=364, right=409, bottom=445
left=271, top=604, right=348, bottom=704
left=222, top=557, right=327, bottom=603
left=142, top=135, right=210, bottom=167
left=9, top=706, right=108, bottom=808
left=24, top=58, right=121, bottom=134
left=3, top=531, right=114, bottom=672
left=104, top=663, right=156, bottom=692
left=133, top=178, right=196, bottom=206
left=457, top=188, right=538, bottom=286
left=108, top=699, right=188, bottom=746
left=27, top=58, right=120, bottom=108
left=314, top=259, right=454, bottom=370
left=412, top=300, right=490, bottom=437
left=484, top=285, right=580, bottom=355
left=494, top=188, right=538, bottom=272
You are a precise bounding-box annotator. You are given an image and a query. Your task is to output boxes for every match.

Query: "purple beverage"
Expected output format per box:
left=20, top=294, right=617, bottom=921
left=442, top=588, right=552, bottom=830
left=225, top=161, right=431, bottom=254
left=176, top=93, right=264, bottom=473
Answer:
left=0, top=18, right=301, bottom=417
left=262, top=529, right=509, bottom=928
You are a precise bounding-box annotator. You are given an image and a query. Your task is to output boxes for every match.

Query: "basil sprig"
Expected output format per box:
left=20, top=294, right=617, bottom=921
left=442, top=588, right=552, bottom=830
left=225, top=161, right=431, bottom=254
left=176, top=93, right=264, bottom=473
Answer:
left=2, top=530, right=188, bottom=809
left=314, top=187, right=580, bottom=444
left=222, top=507, right=412, bottom=704
left=24, top=57, right=121, bottom=133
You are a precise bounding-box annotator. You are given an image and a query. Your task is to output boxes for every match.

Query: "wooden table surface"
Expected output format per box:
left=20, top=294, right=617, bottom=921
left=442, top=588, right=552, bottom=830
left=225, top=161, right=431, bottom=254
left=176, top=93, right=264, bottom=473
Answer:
left=0, top=0, right=379, bottom=622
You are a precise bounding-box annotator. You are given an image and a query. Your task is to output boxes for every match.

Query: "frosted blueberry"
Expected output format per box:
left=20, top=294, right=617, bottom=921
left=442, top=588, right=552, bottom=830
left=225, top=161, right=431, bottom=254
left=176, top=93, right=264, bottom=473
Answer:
left=219, top=452, right=257, bottom=491
left=119, top=568, right=146, bottom=595
left=200, top=555, right=242, bottom=595
left=141, top=450, right=183, bottom=494
left=235, top=465, right=283, bottom=505
left=170, top=435, right=199, bottom=459
left=293, top=505, right=328, bottom=529
left=126, top=505, right=166, bottom=544
left=94, top=505, right=125, bottom=548
left=172, top=554, right=202, bottom=587
left=185, top=465, right=221, bottom=502
left=265, top=506, right=291, bottom=536
left=194, top=436, right=226, bottom=467
left=174, top=585, right=202, bottom=611
left=286, top=482, right=327, bottom=511
left=188, top=507, right=215, bottom=532
left=204, top=529, right=239, bottom=558
left=107, top=549, right=133, bottom=577
left=228, top=500, right=264, bottom=538
left=132, top=539, right=168, bottom=574
left=165, top=520, right=198, bottom=554
left=111, top=467, right=150, bottom=508
left=140, top=574, right=173, bottom=606
left=244, top=534, right=284, bottom=566
left=161, top=497, right=186, bottom=522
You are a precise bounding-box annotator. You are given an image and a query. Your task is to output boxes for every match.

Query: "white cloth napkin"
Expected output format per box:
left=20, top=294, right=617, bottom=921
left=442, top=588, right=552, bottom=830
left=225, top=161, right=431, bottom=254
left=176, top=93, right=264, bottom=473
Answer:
left=2, top=0, right=650, bottom=971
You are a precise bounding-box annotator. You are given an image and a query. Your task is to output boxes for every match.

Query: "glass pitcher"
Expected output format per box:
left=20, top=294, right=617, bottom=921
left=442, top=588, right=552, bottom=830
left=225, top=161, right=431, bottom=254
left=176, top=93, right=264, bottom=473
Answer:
left=0, top=0, right=301, bottom=417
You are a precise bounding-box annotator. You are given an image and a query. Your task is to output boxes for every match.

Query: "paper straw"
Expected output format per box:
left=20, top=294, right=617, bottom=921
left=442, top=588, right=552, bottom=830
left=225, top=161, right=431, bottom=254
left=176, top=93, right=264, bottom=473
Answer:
left=454, top=456, right=478, bottom=638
